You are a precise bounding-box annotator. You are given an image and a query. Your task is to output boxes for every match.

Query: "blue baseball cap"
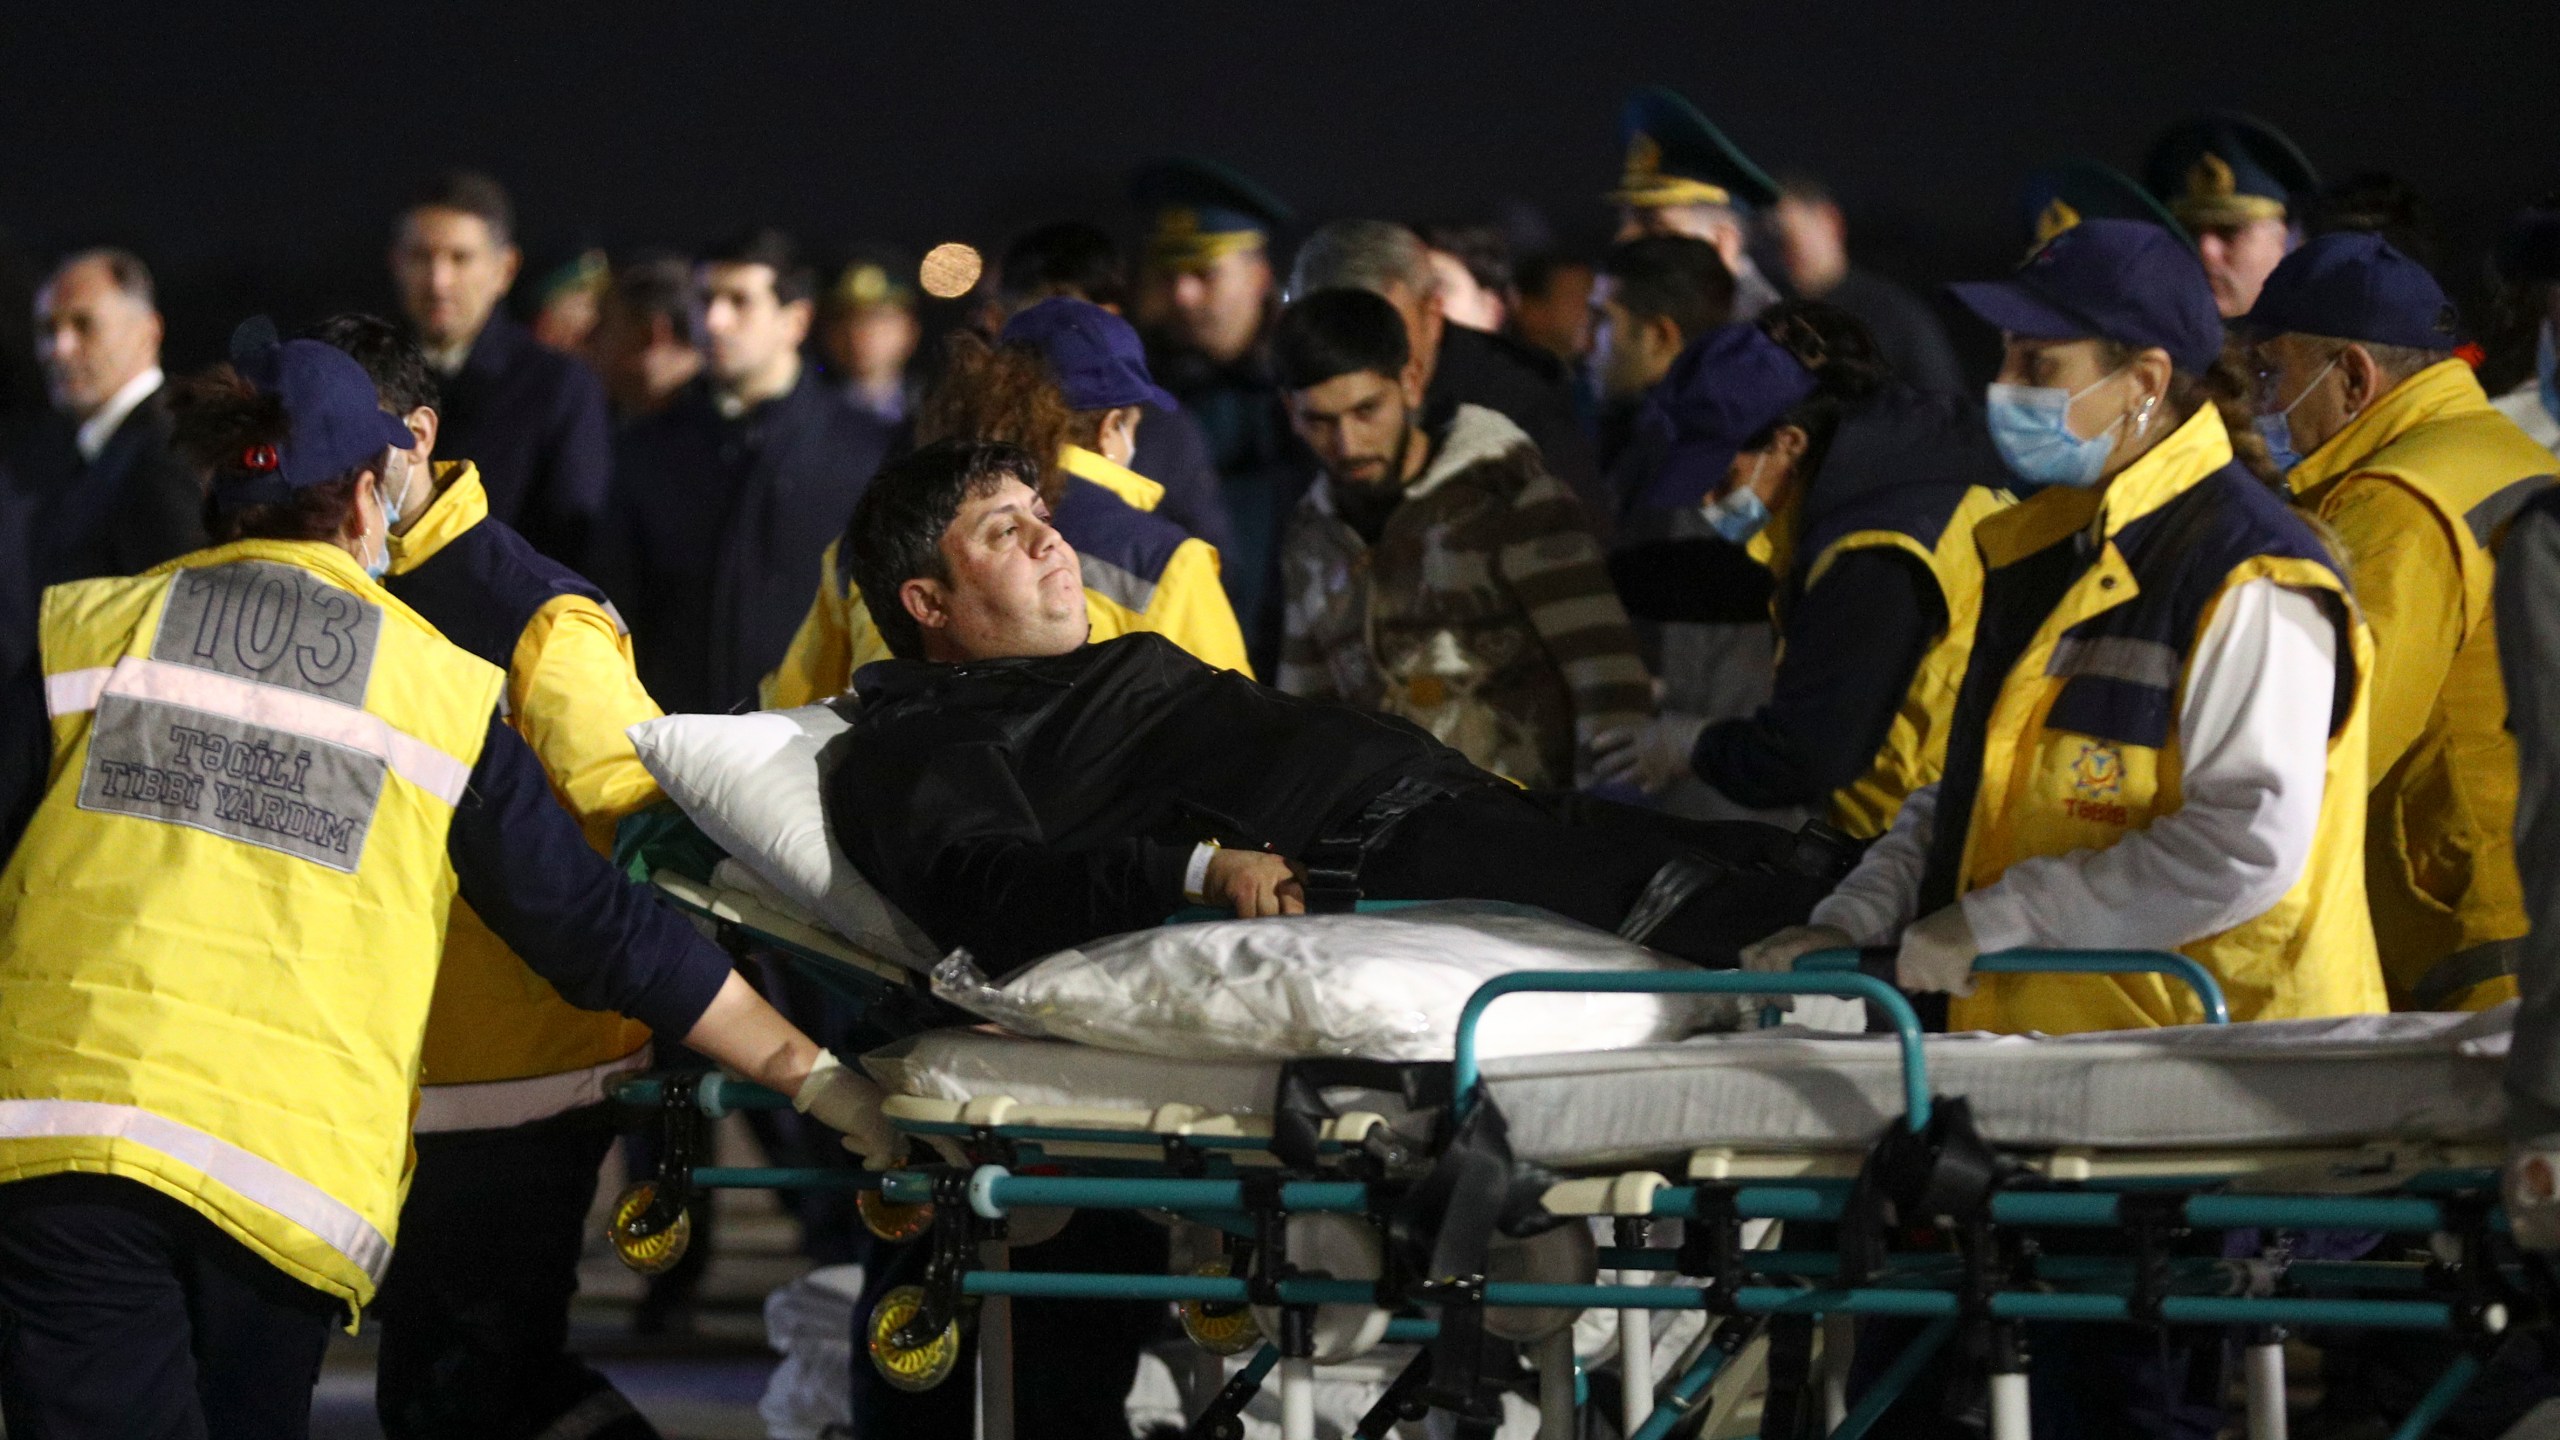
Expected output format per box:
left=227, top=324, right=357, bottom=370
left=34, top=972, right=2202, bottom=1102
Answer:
left=1635, top=324, right=1818, bottom=511
left=2240, top=231, right=2462, bottom=351
left=1947, top=218, right=2225, bottom=372
left=214, top=317, right=415, bottom=511
left=1000, top=298, right=1178, bottom=414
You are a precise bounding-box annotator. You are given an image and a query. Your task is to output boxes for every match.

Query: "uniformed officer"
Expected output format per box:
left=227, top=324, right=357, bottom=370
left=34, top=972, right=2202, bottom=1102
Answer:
left=1751, top=219, right=2386, bottom=1039
left=0, top=325, right=889, bottom=1438
left=2244, top=233, right=2557, bottom=1010
left=1607, top=86, right=1786, bottom=321
left=1130, top=156, right=1300, bottom=662
left=305, top=314, right=668, bottom=1439
left=1593, top=303, right=2012, bottom=840
left=2143, top=112, right=2321, bottom=318
left=2017, top=159, right=2192, bottom=256
left=765, top=297, right=1251, bottom=708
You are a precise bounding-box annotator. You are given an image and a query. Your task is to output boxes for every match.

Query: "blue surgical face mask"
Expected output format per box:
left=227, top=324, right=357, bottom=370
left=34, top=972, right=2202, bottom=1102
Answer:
left=2252, top=356, right=2338, bottom=478
left=1985, top=374, right=2129, bottom=489
left=1701, top=456, right=1772, bottom=543
left=363, top=461, right=404, bottom=581
left=2538, top=320, right=2558, bottom=429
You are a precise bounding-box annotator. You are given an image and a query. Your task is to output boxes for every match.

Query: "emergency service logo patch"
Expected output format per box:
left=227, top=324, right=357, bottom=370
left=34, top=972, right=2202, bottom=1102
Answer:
left=2066, top=741, right=2128, bottom=825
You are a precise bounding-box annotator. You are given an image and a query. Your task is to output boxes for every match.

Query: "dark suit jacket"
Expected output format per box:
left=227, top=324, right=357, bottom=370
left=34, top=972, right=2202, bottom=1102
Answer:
left=597, top=369, right=891, bottom=715
left=1131, top=398, right=1234, bottom=558
left=438, top=311, right=614, bottom=570
left=15, top=386, right=206, bottom=590
left=1427, top=325, right=1609, bottom=540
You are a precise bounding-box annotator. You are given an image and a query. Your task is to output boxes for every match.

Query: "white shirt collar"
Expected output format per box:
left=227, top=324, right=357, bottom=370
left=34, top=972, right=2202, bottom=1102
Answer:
left=76, top=366, right=164, bottom=464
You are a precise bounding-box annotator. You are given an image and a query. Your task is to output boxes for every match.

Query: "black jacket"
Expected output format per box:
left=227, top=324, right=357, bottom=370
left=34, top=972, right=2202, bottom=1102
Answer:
left=1131, top=398, right=1234, bottom=559
left=9, top=387, right=206, bottom=589
left=1428, top=325, right=1607, bottom=537
left=437, top=311, right=614, bottom=569
left=830, top=632, right=1463, bottom=974
left=598, top=368, right=891, bottom=714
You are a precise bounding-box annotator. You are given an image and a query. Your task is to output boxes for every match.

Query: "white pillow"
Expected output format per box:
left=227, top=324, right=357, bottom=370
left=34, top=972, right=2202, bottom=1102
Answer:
left=933, top=900, right=1735, bottom=1063
left=627, top=705, right=941, bottom=970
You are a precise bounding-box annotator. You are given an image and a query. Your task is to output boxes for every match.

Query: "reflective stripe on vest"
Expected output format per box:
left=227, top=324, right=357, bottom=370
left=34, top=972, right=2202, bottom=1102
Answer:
left=413, top=1044, right=652, bottom=1134
left=49, top=657, right=472, bottom=805
left=0, top=1098, right=392, bottom=1282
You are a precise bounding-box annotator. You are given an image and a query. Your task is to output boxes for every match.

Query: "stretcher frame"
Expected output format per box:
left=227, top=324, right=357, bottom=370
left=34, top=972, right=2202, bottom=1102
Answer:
left=617, top=866, right=2529, bottom=1440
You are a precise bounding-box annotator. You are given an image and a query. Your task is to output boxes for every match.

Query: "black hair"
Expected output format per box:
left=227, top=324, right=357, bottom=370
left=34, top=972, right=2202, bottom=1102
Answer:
left=1415, top=221, right=1512, bottom=296
left=1600, top=235, right=1736, bottom=343
left=2308, top=172, right=2442, bottom=274
left=1269, top=288, right=1411, bottom=392
left=168, top=364, right=365, bottom=543
left=1748, top=300, right=1887, bottom=479
left=404, top=170, right=515, bottom=248
left=999, top=222, right=1126, bottom=311
left=302, top=312, right=441, bottom=416
left=607, top=251, right=698, bottom=344
left=845, top=440, right=1048, bottom=661
left=701, top=226, right=815, bottom=307
left=1512, top=250, right=1591, bottom=301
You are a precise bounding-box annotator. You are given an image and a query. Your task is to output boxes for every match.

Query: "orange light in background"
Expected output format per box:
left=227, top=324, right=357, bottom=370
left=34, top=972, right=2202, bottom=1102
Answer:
left=919, top=243, right=984, bottom=299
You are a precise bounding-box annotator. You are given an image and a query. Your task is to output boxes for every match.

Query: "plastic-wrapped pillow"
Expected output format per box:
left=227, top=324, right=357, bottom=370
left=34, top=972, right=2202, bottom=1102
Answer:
left=933, top=900, right=1736, bottom=1062
left=627, top=705, right=940, bottom=970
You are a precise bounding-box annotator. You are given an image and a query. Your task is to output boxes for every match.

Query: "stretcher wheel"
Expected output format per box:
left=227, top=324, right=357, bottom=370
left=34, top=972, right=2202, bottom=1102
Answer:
left=857, top=1187, right=935, bottom=1243
left=1249, top=1214, right=1391, bottom=1363
left=1481, top=1222, right=1597, bottom=1342
left=605, top=1182, right=692, bottom=1275
left=1178, top=1259, right=1263, bottom=1356
left=868, top=1284, right=962, bottom=1392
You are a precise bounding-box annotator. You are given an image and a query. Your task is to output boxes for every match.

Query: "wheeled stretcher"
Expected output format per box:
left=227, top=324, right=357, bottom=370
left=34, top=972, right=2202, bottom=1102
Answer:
left=608, top=846, right=2532, bottom=1440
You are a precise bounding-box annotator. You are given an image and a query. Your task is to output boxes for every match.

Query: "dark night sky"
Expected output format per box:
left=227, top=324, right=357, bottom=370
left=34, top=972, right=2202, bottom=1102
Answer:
left=4, top=2, right=2557, bottom=378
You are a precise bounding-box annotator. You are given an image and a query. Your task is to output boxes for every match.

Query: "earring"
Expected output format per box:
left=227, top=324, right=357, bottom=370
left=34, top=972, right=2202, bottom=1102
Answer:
left=2136, top=394, right=2158, bottom=439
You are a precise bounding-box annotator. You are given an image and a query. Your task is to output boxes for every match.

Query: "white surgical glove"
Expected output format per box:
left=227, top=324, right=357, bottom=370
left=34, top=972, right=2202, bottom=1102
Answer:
left=794, top=1051, right=903, bottom=1171
left=1589, top=713, right=1709, bottom=794
left=2507, top=1146, right=2560, bottom=1252
left=1740, top=923, right=1856, bottom=975
left=1895, top=903, right=1980, bottom=997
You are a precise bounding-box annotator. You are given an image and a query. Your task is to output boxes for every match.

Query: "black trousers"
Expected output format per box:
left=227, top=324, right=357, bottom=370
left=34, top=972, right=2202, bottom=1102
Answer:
left=0, top=1171, right=341, bottom=1440
left=373, top=1104, right=658, bottom=1440
left=1359, top=786, right=1830, bottom=963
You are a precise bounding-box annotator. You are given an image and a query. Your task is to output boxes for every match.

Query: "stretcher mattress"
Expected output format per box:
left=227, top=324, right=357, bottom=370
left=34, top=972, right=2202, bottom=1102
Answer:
left=864, top=1008, right=2513, bottom=1167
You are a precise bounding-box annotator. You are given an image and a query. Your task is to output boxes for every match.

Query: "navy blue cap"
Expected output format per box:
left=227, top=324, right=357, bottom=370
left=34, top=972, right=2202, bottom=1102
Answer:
left=1635, top=324, right=1818, bottom=511
left=1609, top=86, right=1779, bottom=212
left=2016, top=160, right=2192, bottom=256
left=1000, top=297, right=1178, bottom=414
left=2241, top=231, right=2461, bottom=350
left=2143, top=113, right=2320, bottom=231
left=1130, top=157, right=1294, bottom=271
left=214, top=317, right=415, bottom=511
left=1947, top=218, right=2225, bottom=373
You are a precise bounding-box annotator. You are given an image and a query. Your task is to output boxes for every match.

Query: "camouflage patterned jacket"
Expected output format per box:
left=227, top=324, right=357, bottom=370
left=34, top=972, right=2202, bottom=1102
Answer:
left=1277, top=404, right=1654, bottom=788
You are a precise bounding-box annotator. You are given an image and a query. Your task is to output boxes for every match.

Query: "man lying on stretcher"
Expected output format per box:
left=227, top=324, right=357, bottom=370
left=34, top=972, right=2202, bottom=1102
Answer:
left=825, top=439, right=1846, bottom=978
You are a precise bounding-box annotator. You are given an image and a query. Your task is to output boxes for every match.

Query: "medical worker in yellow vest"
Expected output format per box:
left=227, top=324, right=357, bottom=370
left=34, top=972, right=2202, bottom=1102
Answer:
left=1748, top=218, right=2386, bottom=1036
left=1591, top=301, right=2010, bottom=838
left=2241, top=234, right=2557, bottom=1011
left=0, top=324, right=891, bottom=1440
left=303, top=313, right=669, bottom=1440
left=764, top=298, right=1248, bottom=708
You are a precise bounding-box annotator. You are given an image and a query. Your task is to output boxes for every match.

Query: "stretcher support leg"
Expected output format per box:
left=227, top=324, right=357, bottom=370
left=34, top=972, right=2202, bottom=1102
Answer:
left=1986, top=1323, right=2031, bottom=1440
left=977, top=1239, right=1014, bottom=1440
left=1276, top=1307, right=1317, bottom=1440
left=1617, top=1216, right=1657, bottom=1435
left=1533, top=1329, right=1576, bottom=1440
left=2243, top=1328, right=2287, bottom=1440
left=1820, top=1313, right=1855, bottom=1431
left=1828, top=1316, right=1955, bottom=1440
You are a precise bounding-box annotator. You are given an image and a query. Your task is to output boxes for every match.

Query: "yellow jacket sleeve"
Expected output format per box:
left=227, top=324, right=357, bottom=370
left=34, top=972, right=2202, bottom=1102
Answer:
left=761, top=539, right=855, bottom=711
left=2322, top=475, right=2466, bottom=782
left=1147, top=539, right=1255, bottom=677
left=509, top=594, right=667, bottom=829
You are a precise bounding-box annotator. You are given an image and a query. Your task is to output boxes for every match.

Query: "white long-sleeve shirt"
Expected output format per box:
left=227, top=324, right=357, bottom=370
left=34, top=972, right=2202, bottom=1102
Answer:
left=1811, top=579, right=2339, bottom=952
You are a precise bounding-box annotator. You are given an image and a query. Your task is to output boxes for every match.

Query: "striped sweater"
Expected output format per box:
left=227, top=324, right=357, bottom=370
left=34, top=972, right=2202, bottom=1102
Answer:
left=1277, top=404, right=1655, bottom=788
